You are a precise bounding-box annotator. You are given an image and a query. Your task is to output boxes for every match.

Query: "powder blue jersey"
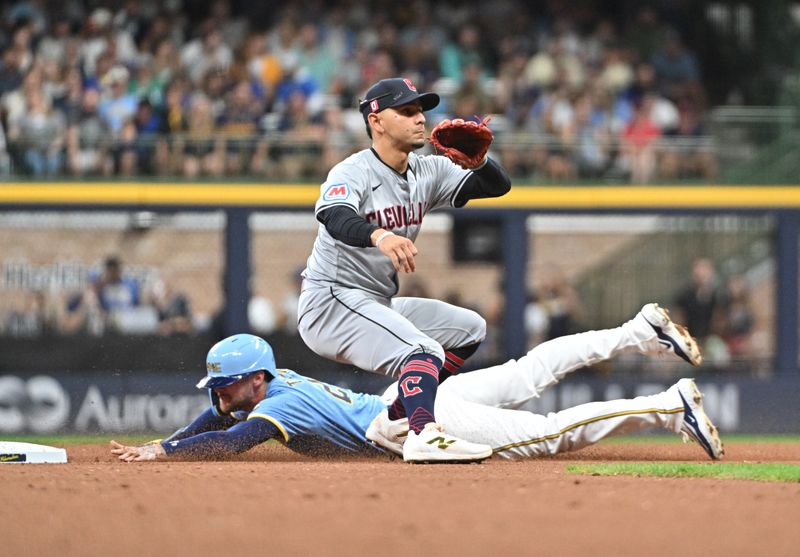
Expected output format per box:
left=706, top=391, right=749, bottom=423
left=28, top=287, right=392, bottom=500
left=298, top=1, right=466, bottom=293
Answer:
left=244, top=369, right=387, bottom=456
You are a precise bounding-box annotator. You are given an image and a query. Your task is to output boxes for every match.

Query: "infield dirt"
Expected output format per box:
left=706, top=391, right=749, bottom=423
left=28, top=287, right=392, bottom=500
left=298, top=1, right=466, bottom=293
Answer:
left=3, top=441, right=799, bottom=557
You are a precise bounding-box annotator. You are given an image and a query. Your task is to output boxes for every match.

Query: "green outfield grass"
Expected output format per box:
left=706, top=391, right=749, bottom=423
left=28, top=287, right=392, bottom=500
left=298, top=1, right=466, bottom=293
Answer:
left=568, top=462, right=800, bottom=482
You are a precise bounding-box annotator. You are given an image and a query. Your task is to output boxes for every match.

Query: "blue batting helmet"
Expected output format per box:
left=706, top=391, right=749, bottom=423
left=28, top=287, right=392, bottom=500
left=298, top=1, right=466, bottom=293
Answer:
left=197, top=334, right=277, bottom=389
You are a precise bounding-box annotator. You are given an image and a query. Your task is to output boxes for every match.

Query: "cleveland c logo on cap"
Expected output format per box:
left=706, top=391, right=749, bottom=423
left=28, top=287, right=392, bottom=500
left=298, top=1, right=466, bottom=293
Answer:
left=403, top=79, right=417, bottom=92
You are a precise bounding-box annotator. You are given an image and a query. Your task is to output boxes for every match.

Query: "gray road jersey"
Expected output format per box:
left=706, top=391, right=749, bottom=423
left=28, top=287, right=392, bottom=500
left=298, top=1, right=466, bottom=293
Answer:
left=303, top=149, right=472, bottom=297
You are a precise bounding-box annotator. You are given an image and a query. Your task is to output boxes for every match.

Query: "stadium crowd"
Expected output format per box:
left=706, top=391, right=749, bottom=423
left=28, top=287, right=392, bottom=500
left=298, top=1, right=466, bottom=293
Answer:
left=0, top=0, right=716, bottom=183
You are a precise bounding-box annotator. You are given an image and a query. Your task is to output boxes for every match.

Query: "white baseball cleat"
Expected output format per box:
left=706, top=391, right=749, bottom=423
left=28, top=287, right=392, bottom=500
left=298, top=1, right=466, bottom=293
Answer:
left=675, top=378, right=724, bottom=460
left=640, top=303, right=703, bottom=366
left=402, top=422, right=493, bottom=463
left=365, top=410, right=408, bottom=456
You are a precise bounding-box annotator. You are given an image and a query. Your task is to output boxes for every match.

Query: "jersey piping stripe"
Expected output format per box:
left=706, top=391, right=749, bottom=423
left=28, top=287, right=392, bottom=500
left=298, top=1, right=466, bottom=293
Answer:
left=329, top=287, right=415, bottom=348
left=445, top=352, right=465, bottom=366
left=248, top=413, right=290, bottom=442
left=314, top=200, right=356, bottom=217
left=493, top=406, right=685, bottom=454
left=450, top=171, right=473, bottom=207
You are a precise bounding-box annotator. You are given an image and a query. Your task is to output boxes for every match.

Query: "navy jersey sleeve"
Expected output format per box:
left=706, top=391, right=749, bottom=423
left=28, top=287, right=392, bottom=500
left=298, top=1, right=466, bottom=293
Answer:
left=162, top=407, right=237, bottom=443
left=160, top=418, right=281, bottom=459
left=452, top=157, right=511, bottom=208
left=317, top=205, right=378, bottom=247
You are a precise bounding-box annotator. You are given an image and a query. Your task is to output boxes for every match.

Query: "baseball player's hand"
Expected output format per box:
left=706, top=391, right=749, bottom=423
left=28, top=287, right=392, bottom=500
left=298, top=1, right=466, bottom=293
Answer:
left=110, top=440, right=166, bottom=462
left=373, top=230, right=417, bottom=273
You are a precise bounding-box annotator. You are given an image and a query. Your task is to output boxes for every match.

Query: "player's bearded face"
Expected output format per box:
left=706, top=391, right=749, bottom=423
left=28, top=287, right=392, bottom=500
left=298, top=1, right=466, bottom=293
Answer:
left=214, top=376, right=258, bottom=413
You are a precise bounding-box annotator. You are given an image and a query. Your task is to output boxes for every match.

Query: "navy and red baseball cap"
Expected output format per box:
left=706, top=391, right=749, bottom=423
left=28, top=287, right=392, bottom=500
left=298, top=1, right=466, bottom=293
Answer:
left=359, top=78, right=440, bottom=119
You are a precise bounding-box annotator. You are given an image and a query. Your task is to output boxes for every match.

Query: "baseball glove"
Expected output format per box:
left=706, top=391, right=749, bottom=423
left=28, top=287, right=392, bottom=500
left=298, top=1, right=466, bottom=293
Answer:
left=430, top=116, right=494, bottom=169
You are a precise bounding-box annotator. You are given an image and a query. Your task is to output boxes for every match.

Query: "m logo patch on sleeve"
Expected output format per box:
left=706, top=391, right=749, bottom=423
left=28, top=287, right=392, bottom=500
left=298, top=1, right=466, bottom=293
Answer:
left=323, top=183, right=350, bottom=201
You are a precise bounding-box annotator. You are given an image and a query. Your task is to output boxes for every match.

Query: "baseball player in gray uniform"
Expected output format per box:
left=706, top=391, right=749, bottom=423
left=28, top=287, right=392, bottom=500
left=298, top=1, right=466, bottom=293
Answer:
left=297, top=77, right=511, bottom=463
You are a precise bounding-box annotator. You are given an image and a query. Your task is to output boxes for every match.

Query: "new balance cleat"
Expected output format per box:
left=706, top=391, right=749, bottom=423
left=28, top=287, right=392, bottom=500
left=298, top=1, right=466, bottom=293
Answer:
left=402, top=422, right=493, bottom=463
left=365, top=410, right=408, bottom=456
left=676, top=378, right=724, bottom=460
left=641, top=303, right=703, bottom=366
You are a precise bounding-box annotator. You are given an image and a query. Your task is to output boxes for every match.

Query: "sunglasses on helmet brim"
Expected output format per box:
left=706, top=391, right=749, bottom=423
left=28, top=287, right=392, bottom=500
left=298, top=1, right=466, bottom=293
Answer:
left=196, top=372, right=255, bottom=389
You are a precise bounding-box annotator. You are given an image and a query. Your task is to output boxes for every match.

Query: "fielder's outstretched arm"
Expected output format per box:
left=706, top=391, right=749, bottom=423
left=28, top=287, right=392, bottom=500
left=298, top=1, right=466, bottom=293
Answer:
left=452, top=158, right=511, bottom=207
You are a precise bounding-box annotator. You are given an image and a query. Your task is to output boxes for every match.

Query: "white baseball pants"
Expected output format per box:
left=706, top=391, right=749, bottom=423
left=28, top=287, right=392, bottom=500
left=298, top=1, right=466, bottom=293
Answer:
left=384, top=313, right=685, bottom=459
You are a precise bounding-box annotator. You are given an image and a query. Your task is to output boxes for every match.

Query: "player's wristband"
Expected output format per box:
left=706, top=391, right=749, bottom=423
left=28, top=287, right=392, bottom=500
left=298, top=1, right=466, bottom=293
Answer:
left=375, top=231, right=394, bottom=247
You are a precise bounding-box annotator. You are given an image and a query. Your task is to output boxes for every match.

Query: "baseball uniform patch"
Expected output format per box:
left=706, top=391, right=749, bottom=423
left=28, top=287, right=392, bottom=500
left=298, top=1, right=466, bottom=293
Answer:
left=323, top=183, right=350, bottom=201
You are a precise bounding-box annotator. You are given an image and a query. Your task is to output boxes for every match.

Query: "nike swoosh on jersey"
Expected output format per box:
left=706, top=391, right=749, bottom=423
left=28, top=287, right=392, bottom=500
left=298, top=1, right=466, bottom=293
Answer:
left=372, top=183, right=382, bottom=191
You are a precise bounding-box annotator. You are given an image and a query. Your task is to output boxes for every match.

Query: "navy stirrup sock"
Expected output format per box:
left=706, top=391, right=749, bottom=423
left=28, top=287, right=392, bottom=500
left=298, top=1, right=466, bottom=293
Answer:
left=396, top=354, right=441, bottom=433
left=438, top=342, right=481, bottom=383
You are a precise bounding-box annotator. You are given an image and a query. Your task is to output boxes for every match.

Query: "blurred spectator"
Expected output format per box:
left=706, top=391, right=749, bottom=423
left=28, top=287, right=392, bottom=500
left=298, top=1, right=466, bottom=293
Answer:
left=598, top=44, right=634, bottom=95
left=524, top=289, right=549, bottom=348
left=673, top=256, right=720, bottom=346
left=440, top=24, right=489, bottom=83
left=89, top=255, right=159, bottom=334
left=650, top=29, right=703, bottom=106
left=37, top=19, right=72, bottom=65
left=248, top=293, right=277, bottom=336
left=620, top=95, right=661, bottom=183
left=98, top=65, right=137, bottom=136
left=624, top=6, right=671, bottom=64
left=148, top=37, right=180, bottom=101
left=0, top=1, right=718, bottom=182
left=295, top=22, right=338, bottom=93
left=151, top=274, right=194, bottom=336
left=132, top=99, right=169, bottom=175
left=91, top=255, right=140, bottom=312
left=245, top=33, right=283, bottom=92
left=176, top=92, right=224, bottom=178
left=571, top=92, right=613, bottom=178
left=162, top=76, right=189, bottom=137
left=715, top=275, right=755, bottom=359
left=79, top=7, right=114, bottom=78
left=180, top=24, right=233, bottom=85
left=660, top=98, right=716, bottom=180
left=217, top=79, right=264, bottom=175
left=209, top=0, right=249, bottom=51
left=538, top=267, right=583, bottom=340
left=66, top=86, right=112, bottom=176
left=273, top=88, right=324, bottom=179
left=3, top=290, right=54, bottom=338
left=130, top=60, right=167, bottom=110
left=112, top=118, right=139, bottom=176
left=0, top=117, right=9, bottom=174
left=59, top=286, right=105, bottom=336
left=40, top=57, right=67, bottom=109
left=0, top=45, right=24, bottom=97
left=320, top=103, right=357, bottom=174
left=16, top=87, right=65, bottom=176
left=450, top=61, right=493, bottom=118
